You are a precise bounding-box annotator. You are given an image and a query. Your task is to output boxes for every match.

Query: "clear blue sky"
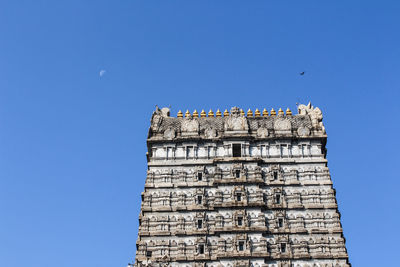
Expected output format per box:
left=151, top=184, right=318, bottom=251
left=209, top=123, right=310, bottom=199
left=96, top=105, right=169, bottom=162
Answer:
left=1, top=1, right=399, bottom=266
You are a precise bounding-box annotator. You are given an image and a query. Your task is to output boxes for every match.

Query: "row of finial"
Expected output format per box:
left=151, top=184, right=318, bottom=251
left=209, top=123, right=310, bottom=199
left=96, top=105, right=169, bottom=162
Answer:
left=177, top=108, right=293, bottom=118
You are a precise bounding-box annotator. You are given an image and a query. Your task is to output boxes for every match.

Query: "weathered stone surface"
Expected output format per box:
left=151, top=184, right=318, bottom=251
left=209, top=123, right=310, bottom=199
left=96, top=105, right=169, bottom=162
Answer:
left=132, top=104, right=350, bottom=267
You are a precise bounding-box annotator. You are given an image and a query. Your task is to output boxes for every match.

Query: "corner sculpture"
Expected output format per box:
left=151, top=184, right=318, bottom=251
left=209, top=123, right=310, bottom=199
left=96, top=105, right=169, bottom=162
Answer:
left=297, top=102, right=325, bottom=134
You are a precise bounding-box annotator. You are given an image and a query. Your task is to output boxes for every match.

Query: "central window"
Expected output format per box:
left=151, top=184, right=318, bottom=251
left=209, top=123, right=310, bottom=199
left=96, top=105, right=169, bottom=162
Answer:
left=275, top=194, right=281, bottom=204
left=236, top=193, right=242, bottom=201
left=197, top=195, right=203, bottom=204
left=237, top=216, right=243, bottom=226
left=197, top=172, right=202, bottom=181
left=267, top=243, right=271, bottom=253
left=232, top=144, right=242, bottom=157
left=273, top=171, right=278, bottom=180
left=235, top=170, right=241, bottom=178
left=278, top=218, right=283, bottom=227
left=238, top=241, right=245, bottom=251
left=199, top=244, right=205, bottom=254
left=197, top=219, right=203, bottom=229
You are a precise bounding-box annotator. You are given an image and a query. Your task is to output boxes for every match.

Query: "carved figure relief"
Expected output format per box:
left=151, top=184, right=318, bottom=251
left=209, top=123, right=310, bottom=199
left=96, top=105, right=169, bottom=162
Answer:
left=163, top=127, right=176, bottom=139
left=181, top=114, right=199, bottom=135
left=297, top=126, right=311, bottom=136
left=274, top=118, right=292, bottom=134
left=256, top=127, right=269, bottom=138
left=205, top=127, right=217, bottom=138
left=224, top=107, right=249, bottom=132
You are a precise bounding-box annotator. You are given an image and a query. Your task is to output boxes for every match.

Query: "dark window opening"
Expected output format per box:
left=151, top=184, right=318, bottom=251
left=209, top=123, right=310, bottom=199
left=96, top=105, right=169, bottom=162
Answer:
left=238, top=216, right=243, bottom=226
left=236, top=193, right=242, bottom=201
left=267, top=243, right=271, bottom=253
left=199, top=244, right=205, bottom=254
left=278, top=218, right=283, bottom=228
left=273, top=171, right=278, bottom=180
left=197, top=172, right=203, bottom=181
left=275, top=194, right=281, bottom=204
left=197, top=195, right=203, bottom=204
left=146, top=251, right=152, bottom=257
left=197, top=219, right=203, bottom=229
left=235, top=170, right=241, bottom=178
left=281, top=243, right=286, bottom=253
left=238, top=241, right=245, bottom=251
left=141, top=194, right=144, bottom=201
left=233, top=144, right=242, bottom=157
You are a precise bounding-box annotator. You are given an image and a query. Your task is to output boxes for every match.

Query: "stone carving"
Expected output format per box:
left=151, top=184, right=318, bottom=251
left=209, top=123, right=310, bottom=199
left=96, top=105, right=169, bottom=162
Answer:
left=298, top=102, right=326, bottom=133
left=297, top=126, right=310, bottom=136
left=150, top=106, right=171, bottom=133
left=160, top=107, right=170, bottom=117
left=150, top=106, right=163, bottom=132
left=163, top=127, right=176, bottom=139
left=224, top=107, right=249, bottom=132
left=205, top=127, right=217, bottom=138
left=256, top=127, right=269, bottom=138
left=181, top=114, right=199, bottom=135
left=274, top=118, right=292, bottom=134
left=133, top=104, right=350, bottom=267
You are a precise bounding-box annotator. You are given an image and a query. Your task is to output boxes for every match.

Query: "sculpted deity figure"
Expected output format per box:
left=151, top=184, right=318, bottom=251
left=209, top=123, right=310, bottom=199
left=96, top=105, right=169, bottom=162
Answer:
left=224, top=107, right=249, bottom=132
left=164, top=127, right=176, bottom=139
left=205, top=127, right=217, bottom=138
left=181, top=114, right=199, bottom=135
left=274, top=117, right=292, bottom=135
left=256, top=127, right=269, bottom=138
left=298, top=102, right=326, bottom=133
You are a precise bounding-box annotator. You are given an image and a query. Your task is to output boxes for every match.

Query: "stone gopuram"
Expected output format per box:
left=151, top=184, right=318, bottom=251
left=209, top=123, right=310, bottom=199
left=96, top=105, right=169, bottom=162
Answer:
left=133, top=104, right=350, bottom=267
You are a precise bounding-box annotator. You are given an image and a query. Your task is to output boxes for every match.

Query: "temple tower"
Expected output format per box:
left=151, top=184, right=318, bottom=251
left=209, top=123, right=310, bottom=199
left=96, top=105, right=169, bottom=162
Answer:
left=133, top=104, right=350, bottom=267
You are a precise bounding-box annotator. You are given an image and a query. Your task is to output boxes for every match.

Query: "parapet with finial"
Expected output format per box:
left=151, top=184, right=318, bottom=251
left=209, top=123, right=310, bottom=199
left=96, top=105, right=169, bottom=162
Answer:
left=149, top=103, right=326, bottom=141
left=177, top=110, right=183, bottom=118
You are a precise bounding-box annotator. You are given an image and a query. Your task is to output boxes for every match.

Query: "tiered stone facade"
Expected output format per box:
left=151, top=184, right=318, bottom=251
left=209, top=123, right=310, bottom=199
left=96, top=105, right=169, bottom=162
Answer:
left=133, top=104, right=350, bottom=267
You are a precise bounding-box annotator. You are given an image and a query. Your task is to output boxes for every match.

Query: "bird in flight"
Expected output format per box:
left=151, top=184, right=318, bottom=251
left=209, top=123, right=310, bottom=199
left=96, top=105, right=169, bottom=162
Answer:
left=299, top=71, right=305, bottom=75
